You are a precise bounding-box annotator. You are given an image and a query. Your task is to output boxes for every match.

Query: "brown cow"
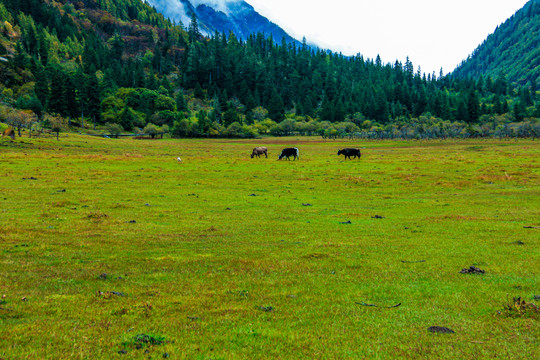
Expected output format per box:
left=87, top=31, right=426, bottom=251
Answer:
left=251, top=146, right=268, bottom=158
left=2, top=127, right=15, bottom=139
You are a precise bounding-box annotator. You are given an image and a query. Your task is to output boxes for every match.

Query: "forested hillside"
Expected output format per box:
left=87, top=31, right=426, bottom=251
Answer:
left=453, top=0, right=539, bottom=91
left=0, top=0, right=539, bottom=139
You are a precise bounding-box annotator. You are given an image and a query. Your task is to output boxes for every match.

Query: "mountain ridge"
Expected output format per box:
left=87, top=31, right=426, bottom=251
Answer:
left=452, top=0, right=539, bottom=90
left=145, top=0, right=299, bottom=44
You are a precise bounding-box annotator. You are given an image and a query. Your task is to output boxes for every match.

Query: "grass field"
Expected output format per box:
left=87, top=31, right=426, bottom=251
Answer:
left=1, top=134, right=539, bottom=359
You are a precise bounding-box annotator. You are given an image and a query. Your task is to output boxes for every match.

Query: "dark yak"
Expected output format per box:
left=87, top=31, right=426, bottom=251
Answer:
left=278, top=147, right=299, bottom=161
left=337, top=148, right=361, bottom=160
left=251, top=146, right=268, bottom=158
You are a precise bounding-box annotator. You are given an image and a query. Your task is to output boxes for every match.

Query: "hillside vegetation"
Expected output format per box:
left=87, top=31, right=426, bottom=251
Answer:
left=453, top=0, right=540, bottom=90
left=0, top=0, right=538, bottom=139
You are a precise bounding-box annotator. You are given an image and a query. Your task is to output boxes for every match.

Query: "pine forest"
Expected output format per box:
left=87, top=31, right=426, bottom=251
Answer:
left=1, top=0, right=539, bottom=139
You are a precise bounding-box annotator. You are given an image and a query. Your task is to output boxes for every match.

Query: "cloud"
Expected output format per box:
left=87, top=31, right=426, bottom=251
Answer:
left=145, top=0, right=242, bottom=25
left=191, top=0, right=241, bottom=15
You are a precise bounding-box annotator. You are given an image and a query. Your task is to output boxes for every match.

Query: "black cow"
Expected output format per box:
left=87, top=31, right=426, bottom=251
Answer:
left=278, top=147, right=299, bottom=161
left=337, top=148, right=361, bottom=160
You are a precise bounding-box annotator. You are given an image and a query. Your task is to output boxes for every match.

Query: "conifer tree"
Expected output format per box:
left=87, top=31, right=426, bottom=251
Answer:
left=33, top=65, right=49, bottom=110
left=188, top=13, right=201, bottom=44
left=267, top=90, right=284, bottom=122
left=467, top=89, right=480, bottom=122
left=85, top=72, right=101, bottom=128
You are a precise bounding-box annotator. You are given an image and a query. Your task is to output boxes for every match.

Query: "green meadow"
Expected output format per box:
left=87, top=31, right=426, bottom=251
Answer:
left=0, top=134, right=539, bottom=359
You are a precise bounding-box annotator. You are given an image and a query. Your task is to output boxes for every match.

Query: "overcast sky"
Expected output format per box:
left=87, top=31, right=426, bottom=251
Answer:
left=246, top=0, right=529, bottom=75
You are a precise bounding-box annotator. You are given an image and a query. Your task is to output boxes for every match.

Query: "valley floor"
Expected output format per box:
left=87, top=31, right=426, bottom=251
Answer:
left=0, top=135, right=539, bottom=359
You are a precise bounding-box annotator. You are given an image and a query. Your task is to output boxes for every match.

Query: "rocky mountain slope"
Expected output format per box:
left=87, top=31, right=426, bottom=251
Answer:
left=145, top=0, right=298, bottom=43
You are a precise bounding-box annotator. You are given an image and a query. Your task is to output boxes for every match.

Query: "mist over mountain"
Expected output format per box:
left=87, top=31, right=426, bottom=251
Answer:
left=145, top=0, right=299, bottom=44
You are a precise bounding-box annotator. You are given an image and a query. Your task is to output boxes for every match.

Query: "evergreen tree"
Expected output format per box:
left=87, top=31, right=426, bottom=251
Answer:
left=33, top=64, right=49, bottom=111
left=176, top=91, right=188, bottom=112
left=456, top=99, right=469, bottom=122
left=85, top=72, right=101, bottom=128
left=64, top=73, right=78, bottom=123
left=513, top=101, right=526, bottom=122
left=48, top=69, right=66, bottom=115
left=75, top=68, right=88, bottom=127
left=467, top=89, right=480, bottom=122
left=267, top=90, right=284, bottom=122
left=188, top=13, right=201, bottom=44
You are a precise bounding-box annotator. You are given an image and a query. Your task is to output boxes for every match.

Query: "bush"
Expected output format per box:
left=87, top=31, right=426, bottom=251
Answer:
left=143, top=123, right=160, bottom=138
left=105, top=122, right=124, bottom=138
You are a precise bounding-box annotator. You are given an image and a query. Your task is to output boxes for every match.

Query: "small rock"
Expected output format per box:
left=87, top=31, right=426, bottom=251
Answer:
left=428, top=326, right=455, bottom=334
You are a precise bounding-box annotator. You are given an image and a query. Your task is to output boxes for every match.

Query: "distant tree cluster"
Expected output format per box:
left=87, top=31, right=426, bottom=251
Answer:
left=0, top=0, right=538, bottom=139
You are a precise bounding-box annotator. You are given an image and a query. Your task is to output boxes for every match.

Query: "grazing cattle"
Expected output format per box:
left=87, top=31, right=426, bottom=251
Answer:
left=278, top=147, right=299, bottom=161
left=337, top=148, right=361, bottom=160
left=2, top=127, right=15, bottom=139
left=251, top=146, right=268, bottom=158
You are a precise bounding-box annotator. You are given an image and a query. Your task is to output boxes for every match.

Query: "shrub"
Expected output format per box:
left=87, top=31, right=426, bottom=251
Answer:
left=105, top=122, right=123, bottom=138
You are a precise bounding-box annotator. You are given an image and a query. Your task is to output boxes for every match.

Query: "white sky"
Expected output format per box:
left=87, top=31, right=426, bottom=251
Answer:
left=246, top=0, right=529, bottom=75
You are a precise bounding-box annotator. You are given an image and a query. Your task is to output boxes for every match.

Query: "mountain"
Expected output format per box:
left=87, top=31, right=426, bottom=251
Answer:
left=452, top=0, right=540, bottom=90
left=144, top=0, right=298, bottom=43
left=1, top=0, right=538, bottom=140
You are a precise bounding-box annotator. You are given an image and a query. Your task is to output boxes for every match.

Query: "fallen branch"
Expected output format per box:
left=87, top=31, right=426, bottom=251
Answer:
left=401, top=260, right=426, bottom=263
left=523, top=226, right=540, bottom=229
left=356, top=302, right=401, bottom=308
